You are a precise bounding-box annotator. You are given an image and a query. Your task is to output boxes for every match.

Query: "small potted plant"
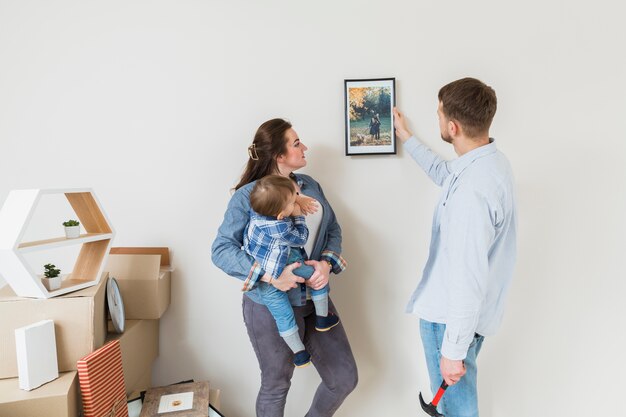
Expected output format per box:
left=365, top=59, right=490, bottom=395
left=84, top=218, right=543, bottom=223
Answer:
left=63, top=219, right=80, bottom=238
left=42, top=263, right=62, bottom=291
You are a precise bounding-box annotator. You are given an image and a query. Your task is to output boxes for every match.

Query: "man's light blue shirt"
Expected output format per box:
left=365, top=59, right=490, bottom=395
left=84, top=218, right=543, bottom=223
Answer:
left=404, top=136, right=517, bottom=360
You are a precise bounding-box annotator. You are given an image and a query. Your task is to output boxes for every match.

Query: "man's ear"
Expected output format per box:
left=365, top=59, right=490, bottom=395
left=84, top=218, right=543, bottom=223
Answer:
left=449, top=120, right=461, bottom=137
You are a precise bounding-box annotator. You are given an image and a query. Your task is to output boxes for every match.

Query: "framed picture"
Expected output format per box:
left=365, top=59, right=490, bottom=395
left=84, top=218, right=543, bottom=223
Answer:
left=210, top=404, right=226, bottom=417
left=344, top=78, right=396, bottom=155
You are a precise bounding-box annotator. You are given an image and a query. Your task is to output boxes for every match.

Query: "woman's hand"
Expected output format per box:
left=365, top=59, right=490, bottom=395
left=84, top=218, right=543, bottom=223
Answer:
left=267, top=262, right=305, bottom=292
left=296, top=195, right=318, bottom=215
left=304, top=260, right=331, bottom=290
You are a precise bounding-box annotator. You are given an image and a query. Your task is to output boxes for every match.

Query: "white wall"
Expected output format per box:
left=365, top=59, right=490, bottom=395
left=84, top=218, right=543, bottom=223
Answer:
left=1, top=1, right=624, bottom=415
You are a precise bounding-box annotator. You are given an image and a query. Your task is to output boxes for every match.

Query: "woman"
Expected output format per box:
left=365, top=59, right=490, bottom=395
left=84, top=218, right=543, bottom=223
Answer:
left=211, top=118, right=358, bottom=417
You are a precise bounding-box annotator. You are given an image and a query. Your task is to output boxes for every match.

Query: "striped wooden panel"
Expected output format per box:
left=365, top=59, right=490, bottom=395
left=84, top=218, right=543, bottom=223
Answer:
left=77, top=340, right=128, bottom=417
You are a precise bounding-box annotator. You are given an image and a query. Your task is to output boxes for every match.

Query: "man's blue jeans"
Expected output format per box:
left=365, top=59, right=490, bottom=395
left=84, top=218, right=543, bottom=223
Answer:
left=420, top=319, right=485, bottom=417
left=257, top=248, right=328, bottom=337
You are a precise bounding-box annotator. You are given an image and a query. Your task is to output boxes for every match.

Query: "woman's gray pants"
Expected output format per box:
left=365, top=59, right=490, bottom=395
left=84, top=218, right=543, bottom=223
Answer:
left=243, top=295, right=358, bottom=417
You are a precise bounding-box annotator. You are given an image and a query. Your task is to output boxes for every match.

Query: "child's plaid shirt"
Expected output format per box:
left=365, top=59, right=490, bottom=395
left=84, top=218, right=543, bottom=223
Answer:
left=243, top=211, right=309, bottom=284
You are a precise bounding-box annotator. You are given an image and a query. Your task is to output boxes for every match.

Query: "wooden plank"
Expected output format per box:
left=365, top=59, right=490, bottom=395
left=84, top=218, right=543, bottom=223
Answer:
left=65, top=192, right=111, bottom=234
left=72, top=240, right=110, bottom=281
left=18, top=233, right=112, bottom=251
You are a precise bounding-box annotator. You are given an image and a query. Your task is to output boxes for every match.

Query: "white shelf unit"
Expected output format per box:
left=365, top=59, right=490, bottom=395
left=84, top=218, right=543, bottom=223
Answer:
left=0, top=188, right=115, bottom=298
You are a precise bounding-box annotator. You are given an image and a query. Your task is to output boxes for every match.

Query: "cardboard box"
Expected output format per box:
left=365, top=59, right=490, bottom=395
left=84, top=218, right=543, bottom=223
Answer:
left=0, top=274, right=107, bottom=379
left=0, top=371, right=78, bottom=417
left=128, top=368, right=152, bottom=397
left=107, top=320, right=159, bottom=396
left=106, top=248, right=172, bottom=319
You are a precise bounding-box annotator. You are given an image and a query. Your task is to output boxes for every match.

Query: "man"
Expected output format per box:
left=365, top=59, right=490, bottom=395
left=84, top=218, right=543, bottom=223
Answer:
left=394, top=78, right=517, bottom=416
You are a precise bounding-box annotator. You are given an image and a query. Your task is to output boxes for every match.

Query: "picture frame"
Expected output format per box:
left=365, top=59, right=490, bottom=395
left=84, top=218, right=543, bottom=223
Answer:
left=209, top=403, right=226, bottom=417
left=344, top=78, right=396, bottom=155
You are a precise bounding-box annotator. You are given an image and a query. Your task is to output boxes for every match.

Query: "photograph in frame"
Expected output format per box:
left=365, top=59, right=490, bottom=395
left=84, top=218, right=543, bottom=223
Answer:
left=344, top=78, right=396, bottom=155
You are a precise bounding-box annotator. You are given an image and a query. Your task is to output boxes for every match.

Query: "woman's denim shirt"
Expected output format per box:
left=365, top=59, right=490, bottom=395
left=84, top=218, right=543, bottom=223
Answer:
left=211, top=174, right=347, bottom=306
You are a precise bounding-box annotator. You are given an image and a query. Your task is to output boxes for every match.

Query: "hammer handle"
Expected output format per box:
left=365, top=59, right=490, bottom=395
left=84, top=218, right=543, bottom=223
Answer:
left=431, top=381, right=449, bottom=407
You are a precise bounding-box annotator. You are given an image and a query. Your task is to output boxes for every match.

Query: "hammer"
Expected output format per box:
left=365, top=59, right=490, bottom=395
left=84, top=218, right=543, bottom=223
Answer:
left=419, top=380, right=448, bottom=416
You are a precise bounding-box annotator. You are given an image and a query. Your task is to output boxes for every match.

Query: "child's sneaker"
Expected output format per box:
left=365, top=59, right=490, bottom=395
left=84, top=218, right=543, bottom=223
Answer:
left=294, top=350, right=311, bottom=367
left=315, top=312, right=340, bottom=332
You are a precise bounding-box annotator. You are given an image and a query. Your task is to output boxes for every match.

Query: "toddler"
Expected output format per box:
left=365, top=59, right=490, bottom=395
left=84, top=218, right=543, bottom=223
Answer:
left=244, top=175, right=340, bottom=367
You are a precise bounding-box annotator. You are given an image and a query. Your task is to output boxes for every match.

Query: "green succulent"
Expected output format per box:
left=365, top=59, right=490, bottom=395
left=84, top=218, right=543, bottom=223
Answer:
left=43, top=263, right=61, bottom=278
left=62, top=219, right=80, bottom=227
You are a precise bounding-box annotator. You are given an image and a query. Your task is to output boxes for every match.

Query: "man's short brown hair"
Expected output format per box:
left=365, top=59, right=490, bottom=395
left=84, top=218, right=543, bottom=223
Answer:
left=250, top=175, right=296, bottom=217
left=438, top=77, right=497, bottom=138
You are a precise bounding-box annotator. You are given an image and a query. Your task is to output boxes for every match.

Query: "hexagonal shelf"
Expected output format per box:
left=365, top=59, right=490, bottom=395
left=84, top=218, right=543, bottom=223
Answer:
left=0, top=188, right=115, bottom=298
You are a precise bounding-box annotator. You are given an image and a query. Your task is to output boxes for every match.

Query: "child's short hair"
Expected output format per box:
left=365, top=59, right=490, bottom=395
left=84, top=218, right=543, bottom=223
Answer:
left=250, top=175, right=296, bottom=217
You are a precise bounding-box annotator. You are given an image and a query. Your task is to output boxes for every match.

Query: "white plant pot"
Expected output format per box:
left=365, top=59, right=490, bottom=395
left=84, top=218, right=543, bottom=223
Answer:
left=41, top=276, right=62, bottom=291
left=64, top=225, right=80, bottom=238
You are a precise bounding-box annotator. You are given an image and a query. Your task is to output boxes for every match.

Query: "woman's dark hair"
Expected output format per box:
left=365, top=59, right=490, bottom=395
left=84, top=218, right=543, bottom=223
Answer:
left=235, top=118, right=292, bottom=190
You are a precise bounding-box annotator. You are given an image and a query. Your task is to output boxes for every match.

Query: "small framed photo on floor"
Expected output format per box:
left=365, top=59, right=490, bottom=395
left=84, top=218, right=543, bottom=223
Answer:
left=344, top=77, right=396, bottom=156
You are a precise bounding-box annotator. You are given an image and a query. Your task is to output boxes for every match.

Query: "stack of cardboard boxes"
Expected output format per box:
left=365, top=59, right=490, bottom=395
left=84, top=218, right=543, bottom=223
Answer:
left=0, top=247, right=172, bottom=417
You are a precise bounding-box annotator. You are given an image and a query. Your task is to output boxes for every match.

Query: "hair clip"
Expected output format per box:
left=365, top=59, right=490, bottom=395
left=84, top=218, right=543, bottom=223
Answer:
left=248, top=143, right=259, bottom=161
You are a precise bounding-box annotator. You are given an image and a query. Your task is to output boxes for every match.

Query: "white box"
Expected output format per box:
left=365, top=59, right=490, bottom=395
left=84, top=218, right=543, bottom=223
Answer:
left=15, top=320, right=59, bottom=391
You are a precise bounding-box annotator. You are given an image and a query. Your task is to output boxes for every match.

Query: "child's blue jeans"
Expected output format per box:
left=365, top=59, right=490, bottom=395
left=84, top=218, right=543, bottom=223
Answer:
left=257, top=248, right=329, bottom=337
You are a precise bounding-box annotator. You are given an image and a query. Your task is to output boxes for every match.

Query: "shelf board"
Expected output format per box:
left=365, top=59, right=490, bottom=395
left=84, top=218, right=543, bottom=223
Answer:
left=17, top=233, right=113, bottom=253
left=46, top=278, right=98, bottom=296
